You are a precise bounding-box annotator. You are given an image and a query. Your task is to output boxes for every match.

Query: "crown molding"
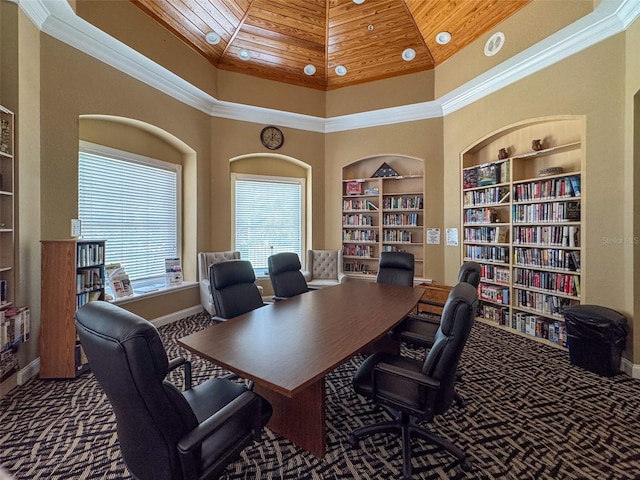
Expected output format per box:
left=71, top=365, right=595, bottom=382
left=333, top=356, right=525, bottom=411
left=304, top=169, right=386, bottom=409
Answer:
left=17, top=0, right=640, bottom=133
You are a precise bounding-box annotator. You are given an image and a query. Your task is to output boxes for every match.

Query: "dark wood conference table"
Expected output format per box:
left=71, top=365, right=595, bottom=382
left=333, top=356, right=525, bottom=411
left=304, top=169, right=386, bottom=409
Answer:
left=178, top=281, right=425, bottom=457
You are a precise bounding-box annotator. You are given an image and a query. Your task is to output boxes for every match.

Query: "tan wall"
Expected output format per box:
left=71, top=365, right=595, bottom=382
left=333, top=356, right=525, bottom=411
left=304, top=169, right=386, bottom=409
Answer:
left=625, top=19, right=640, bottom=364
left=434, top=0, right=593, bottom=98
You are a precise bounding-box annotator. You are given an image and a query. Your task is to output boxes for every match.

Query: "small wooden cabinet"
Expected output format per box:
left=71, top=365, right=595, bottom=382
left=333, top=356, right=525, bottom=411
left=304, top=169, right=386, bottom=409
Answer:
left=40, top=239, right=106, bottom=378
left=342, top=156, right=425, bottom=279
left=461, top=117, right=583, bottom=349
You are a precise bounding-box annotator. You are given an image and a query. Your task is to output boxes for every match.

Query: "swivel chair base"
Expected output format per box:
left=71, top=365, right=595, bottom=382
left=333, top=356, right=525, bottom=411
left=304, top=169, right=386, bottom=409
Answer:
left=348, top=411, right=471, bottom=480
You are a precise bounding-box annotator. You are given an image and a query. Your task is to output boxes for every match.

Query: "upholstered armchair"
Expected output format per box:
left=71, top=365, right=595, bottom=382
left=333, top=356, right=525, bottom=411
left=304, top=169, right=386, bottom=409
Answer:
left=198, top=251, right=263, bottom=316
left=302, top=249, right=346, bottom=289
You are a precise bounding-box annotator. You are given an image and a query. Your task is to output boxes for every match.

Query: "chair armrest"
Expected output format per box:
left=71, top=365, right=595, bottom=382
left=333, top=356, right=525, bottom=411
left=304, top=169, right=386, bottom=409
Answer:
left=374, top=362, right=440, bottom=389
left=168, top=357, right=192, bottom=390
left=301, top=270, right=312, bottom=282
left=177, top=391, right=262, bottom=477
left=372, top=362, right=440, bottom=417
left=337, top=272, right=347, bottom=284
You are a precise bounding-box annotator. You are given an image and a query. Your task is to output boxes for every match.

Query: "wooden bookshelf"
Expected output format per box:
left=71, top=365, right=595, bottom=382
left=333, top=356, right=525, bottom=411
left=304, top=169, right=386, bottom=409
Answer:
left=460, top=117, right=584, bottom=348
left=40, top=239, right=106, bottom=379
left=342, top=156, right=425, bottom=280
left=0, top=105, right=17, bottom=398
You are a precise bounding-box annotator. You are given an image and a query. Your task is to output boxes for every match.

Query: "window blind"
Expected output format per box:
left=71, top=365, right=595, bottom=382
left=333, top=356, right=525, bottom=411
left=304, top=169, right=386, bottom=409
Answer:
left=78, top=142, right=180, bottom=285
left=234, top=176, right=304, bottom=273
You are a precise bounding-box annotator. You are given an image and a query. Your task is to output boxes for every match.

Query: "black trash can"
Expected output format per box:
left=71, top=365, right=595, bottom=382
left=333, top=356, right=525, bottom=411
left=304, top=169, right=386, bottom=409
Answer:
left=564, top=305, right=627, bottom=377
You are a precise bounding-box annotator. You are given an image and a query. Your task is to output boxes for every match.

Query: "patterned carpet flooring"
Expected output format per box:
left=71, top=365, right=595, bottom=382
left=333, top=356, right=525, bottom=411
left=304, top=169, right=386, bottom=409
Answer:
left=2, top=313, right=640, bottom=479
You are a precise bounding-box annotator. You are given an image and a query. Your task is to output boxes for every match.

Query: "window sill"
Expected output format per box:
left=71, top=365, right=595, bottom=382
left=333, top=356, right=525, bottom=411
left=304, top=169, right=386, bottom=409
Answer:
left=110, top=281, right=197, bottom=305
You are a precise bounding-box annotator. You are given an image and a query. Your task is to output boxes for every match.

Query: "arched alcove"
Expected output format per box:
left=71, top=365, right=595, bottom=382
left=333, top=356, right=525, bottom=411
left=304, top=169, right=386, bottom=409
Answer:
left=78, top=114, right=198, bottom=281
left=341, top=154, right=425, bottom=279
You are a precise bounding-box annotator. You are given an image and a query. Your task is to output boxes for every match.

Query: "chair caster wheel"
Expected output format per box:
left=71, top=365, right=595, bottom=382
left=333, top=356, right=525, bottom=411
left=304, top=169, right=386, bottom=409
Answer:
left=461, top=458, right=472, bottom=472
left=347, top=435, right=359, bottom=449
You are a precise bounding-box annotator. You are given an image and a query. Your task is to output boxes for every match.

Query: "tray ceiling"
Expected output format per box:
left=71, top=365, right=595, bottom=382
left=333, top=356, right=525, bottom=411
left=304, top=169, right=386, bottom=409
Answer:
left=132, top=0, right=531, bottom=90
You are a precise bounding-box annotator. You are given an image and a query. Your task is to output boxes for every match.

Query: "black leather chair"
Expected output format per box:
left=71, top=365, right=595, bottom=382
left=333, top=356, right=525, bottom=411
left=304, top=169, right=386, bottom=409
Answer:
left=348, top=282, right=478, bottom=480
left=267, top=252, right=309, bottom=301
left=396, top=261, right=481, bottom=348
left=75, top=301, right=273, bottom=480
left=376, top=251, right=415, bottom=286
left=209, top=259, right=265, bottom=319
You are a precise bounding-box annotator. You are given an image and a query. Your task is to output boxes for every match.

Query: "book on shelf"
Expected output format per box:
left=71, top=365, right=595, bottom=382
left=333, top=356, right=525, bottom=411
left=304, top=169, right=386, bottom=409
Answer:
left=477, top=164, right=499, bottom=186
left=569, top=175, right=581, bottom=196
left=463, top=168, right=478, bottom=188
left=346, top=181, right=363, bottom=195
left=165, top=258, right=183, bottom=287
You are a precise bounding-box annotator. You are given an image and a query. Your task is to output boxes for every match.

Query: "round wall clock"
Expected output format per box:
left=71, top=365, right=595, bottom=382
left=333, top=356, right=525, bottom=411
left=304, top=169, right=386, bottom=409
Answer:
left=260, top=126, right=284, bottom=150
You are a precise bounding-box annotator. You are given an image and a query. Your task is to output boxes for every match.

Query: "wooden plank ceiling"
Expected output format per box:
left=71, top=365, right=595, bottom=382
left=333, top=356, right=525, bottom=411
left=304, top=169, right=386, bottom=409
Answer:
left=132, top=0, right=531, bottom=90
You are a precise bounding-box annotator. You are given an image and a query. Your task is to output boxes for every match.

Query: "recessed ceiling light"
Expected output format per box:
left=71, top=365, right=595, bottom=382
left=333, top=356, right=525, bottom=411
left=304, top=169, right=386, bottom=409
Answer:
left=238, top=49, right=251, bottom=60
left=402, top=48, right=416, bottom=61
left=353, top=0, right=365, bottom=4
left=435, top=31, right=452, bottom=45
left=304, top=64, right=316, bottom=76
left=335, top=65, right=347, bottom=76
left=205, top=31, right=220, bottom=45
left=484, top=32, right=505, bottom=57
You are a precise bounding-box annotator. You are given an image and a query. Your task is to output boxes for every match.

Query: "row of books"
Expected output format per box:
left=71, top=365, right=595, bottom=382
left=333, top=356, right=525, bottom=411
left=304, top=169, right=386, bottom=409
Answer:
left=342, top=245, right=374, bottom=257
left=479, top=284, right=510, bottom=305
left=513, top=248, right=581, bottom=272
left=512, top=201, right=580, bottom=223
left=77, top=291, right=102, bottom=309
left=463, top=161, right=510, bottom=188
left=478, top=303, right=510, bottom=324
left=342, top=213, right=374, bottom=226
left=382, top=230, right=413, bottom=243
left=76, top=242, right=105, bottom=268
left=343, top=199, right=378, bottom=211
left=511, top=312, right=568, bottom=347
left=0, top=307, right=30, bottom=352
left=342, top=229, right=378, bottom=242
left=463, top=207, right=499, bottom=224
left=464, top=226, right=508, bottom=244
left=513, top=289, right=575, bottom=317
left=464, top=245, right=509, bottom=263
left=0, top=349, right=18, bottom=382
left=513, top=268, right=581, bottom=296
left=382, top=195, right=423, bottom=210
left=463, top=186, right=509, bottom=207
left=479, top=264, right=510, bottom=283
left=343, top=261, right=376, bottom=273
left=512, top=175, right=581, bottom=202
left=76, top=267, right=104, bottom=294
left=513, top=225, right=580, bottom=247
left=382, top=213, right=419, bottom=226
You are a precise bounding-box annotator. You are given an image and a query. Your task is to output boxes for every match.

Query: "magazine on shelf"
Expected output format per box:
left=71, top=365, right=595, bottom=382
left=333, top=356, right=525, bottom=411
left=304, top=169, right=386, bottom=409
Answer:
left=105, top=263, right=134, bottom=298
left=165, top=258, right=183, bottom=287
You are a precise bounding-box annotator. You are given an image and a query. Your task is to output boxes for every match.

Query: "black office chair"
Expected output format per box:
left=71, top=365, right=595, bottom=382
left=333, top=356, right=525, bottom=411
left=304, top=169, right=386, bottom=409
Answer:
left=267, top=252, right=309, bottom=301
left=396, top=261, right=481, bottom=347
left=75, top=301, right=273, bottom=480
left=376, top=251, right=415, bottom=286
left=209, top=259, right=265, bottom=319
left=348, top=282, right=478, bottom=480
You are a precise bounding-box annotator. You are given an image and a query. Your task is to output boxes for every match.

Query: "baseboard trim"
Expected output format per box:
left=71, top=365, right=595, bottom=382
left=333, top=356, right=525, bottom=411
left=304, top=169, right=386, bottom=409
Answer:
left=149, top=305, right=204, bottom=328
left=18, top=358, right=40, bottom=385
left=621, top=357, right=639, bottom=378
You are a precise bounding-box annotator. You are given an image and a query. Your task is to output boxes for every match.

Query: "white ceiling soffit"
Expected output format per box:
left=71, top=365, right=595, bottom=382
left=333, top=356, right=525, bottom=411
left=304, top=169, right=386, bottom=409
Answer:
left=18, top=0, right=640, bottom=133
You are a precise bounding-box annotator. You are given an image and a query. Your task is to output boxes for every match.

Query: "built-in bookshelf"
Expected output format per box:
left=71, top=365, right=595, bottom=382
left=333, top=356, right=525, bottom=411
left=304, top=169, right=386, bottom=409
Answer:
left=342, top=156, right=424, bottom=279
left=0, top=105, right=18, bottom=397
left=40, top=239, right=106, bottom=378
left=461, top=117, right=583, bottom=349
